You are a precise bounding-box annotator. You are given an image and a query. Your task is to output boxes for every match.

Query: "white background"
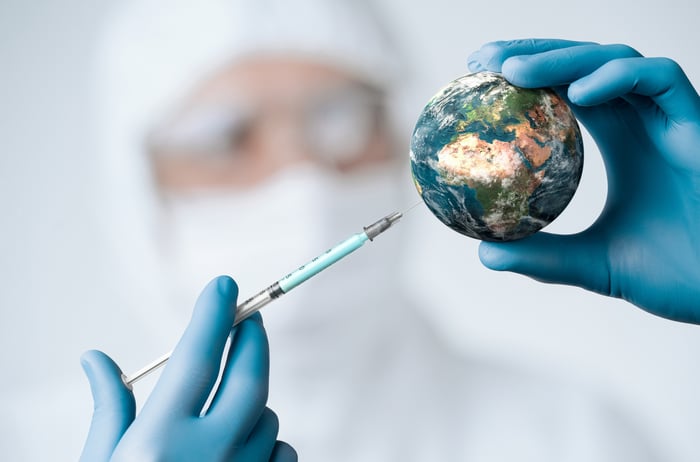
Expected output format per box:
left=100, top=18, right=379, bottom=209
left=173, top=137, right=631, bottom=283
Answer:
left=1, top=0, right=699, bottom=460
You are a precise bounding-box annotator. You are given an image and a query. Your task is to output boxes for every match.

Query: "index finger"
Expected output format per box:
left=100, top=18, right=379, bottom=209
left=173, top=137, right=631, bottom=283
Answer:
left=146, top=275, right=238, bottom=417
left=498, top=43, right=642, bottom=89
left=568, top=57, right=700, bottom=121
left=468, top=38, right=597, bottom=73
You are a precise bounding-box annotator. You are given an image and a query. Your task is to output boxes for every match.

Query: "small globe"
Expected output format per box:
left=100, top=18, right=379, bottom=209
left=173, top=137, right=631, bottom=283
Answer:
left=410, top=72, right=584, bottom=241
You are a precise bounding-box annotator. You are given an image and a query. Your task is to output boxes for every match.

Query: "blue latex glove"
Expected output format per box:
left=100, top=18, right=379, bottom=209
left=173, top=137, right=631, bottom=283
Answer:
left=468, top=39, right=700, bottom=323
left=80, top=276, right=297, bottom=461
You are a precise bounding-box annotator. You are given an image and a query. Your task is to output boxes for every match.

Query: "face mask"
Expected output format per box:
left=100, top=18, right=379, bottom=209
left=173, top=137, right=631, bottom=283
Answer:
left=158, top=162, right=405, bottom=345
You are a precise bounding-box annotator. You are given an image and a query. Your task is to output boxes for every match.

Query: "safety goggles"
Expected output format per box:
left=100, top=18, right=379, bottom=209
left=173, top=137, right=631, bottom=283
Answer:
left=147, top=83, right=386, bottom=167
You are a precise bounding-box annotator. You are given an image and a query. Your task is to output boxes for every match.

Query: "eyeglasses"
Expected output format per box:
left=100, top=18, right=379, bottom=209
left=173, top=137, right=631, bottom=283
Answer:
left=147, top=83, right=386, bottom=168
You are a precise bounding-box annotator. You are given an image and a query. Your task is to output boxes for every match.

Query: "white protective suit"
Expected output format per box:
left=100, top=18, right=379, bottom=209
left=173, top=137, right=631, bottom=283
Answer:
left=4, top=0, right=662, bottom=460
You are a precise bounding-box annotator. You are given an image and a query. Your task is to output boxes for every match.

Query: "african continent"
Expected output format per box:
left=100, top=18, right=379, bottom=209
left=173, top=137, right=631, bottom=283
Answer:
left=410, top=72, right=584, bottom=241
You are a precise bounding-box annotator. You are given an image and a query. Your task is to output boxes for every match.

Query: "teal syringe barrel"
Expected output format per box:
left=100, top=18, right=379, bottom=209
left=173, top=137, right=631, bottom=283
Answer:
left=123, top=211, right=402, bottom=386
left=232, top=232, right=369, bottom=326
left=278, top=233, right=368, bottom=292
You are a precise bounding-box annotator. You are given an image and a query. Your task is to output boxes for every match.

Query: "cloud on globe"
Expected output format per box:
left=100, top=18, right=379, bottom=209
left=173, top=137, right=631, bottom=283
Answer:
left=410, top=72, right=583, bottom=241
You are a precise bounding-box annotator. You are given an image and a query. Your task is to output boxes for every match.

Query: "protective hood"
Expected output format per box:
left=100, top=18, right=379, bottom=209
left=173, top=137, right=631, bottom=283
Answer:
left=92, top=0, right=408, bottom=335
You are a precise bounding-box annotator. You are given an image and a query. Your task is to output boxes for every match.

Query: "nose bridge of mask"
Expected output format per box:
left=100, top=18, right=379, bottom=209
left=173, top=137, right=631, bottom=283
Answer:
left=254, top=102, right=307, bottom=164
left=305, top=88, right=377, bottom=164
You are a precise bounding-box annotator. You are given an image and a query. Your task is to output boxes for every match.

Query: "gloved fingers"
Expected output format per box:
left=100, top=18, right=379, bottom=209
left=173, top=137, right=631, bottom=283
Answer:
left=206, top=312, right=270, bottom=440
left=497, top=44, right=642, bottom=89
left=485, top=43, right=648, bottom=156
left=468, top=38, right=597, bottom=73
left=478, top=231, right=612, bottom=297
left=270, top=441, right=298, bottom=462
left=230, top=407, right=280, bottom=459
left=620, top=93, right=657, bottom=113
left=79, top=350, right=136, bottom=462
left=567, top=57, right=700, bottom=121
left=150, top=275, right=238, bottom=417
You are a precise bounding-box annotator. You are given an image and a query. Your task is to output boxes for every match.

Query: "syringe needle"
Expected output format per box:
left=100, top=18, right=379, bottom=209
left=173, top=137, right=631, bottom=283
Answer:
left=402, top=201, right=423, bottom=215
left=124, top=210, right=403, bottom=386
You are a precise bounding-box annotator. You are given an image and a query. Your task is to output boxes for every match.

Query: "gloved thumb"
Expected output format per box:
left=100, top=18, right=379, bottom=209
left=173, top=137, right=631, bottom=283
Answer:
left=478, top=232, right=612, bottom=296
left=79, top=350, right=136, bottom=462
left=271, top=441, right=299, bottom=462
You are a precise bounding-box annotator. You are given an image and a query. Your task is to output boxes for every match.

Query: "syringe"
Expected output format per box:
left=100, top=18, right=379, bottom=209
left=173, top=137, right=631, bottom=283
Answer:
left=124, top=211, right=403, bottom=386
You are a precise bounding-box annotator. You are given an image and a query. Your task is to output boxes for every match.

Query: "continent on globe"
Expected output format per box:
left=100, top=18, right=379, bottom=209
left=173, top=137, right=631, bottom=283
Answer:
left=410, top=72, right=584, bottom=241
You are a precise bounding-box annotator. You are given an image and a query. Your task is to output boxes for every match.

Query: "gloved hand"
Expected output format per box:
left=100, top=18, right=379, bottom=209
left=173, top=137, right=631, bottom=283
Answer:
left=468, top=39, right=700, bottom=323
left=79, top=275, right=297, bottom=461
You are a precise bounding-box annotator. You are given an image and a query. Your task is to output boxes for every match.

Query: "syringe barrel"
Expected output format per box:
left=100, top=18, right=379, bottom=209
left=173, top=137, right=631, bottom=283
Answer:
left=234, top=283, right=281, bottom=325
left=277, top=233, right=368, bottom=292
left=125, top=211, right=402, bottom=386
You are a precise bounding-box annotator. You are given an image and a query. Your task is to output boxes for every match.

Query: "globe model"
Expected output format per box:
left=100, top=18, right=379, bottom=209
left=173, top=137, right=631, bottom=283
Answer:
left=410, top=72, right=584, bottom=241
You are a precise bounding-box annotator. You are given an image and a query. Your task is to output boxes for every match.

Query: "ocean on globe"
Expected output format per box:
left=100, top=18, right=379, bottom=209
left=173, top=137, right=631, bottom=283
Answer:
left=410, top=72, right=584, bottom=241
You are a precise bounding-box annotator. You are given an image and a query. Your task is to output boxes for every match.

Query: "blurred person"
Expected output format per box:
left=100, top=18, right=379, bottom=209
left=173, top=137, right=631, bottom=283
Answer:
left=17, top=1, right=664, bottom=461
